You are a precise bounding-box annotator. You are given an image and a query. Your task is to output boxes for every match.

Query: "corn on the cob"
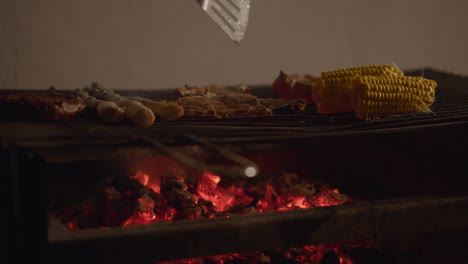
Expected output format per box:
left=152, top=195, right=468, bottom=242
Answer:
left=312, top=77, right=355, bottom=113
left=320, top=64, right=404, bottom=79
left=351, top=76, right=437, bottom=119
left=312, top=64, right=404, bottom=114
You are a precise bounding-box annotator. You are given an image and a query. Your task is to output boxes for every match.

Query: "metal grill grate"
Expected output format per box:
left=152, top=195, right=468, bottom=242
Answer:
left=153, top=95, right=468, bottom=140
left=1, top=69, right=467, bottom=143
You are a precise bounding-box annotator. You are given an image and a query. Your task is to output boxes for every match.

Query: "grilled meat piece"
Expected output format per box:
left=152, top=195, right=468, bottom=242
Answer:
left=177, top=92, right=306, bottom=118
left=273, top=71, right=316, bottom=104
left=0, top=92, right=86, bottom=120
left=176, top=84, right=251, bottom=98
left=178, top=95, right=273, bottom=118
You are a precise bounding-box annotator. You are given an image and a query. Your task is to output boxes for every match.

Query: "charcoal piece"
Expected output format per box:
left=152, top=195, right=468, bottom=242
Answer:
left=246, top=252, right=271, bottom=263
left=94, top=192, right=135, bottom=227
left=341, top=248, right=395, bottom=264
left=161, top=174, right=193, bottom=208
left=76, top=205, right=98, bottom=229
left=160, top=174, right=202, bottom=220
left=275, top=173, right=300, bottom=193
left=198, top=198, right=217, bottom=218
left=74, top=177, right=150, bottom=228
left=225, top=197, right=259, bottom=215
left=112, top=177, right=146, bottom=199
left=174, top=203, right=202, bottom=220
left=321, top=251, right=340, bottom=264
left=161, top=174, right=187, bottom=192
left=146, top=188, right=169, bottom=218
left=267, top=249, right=296, bottom=264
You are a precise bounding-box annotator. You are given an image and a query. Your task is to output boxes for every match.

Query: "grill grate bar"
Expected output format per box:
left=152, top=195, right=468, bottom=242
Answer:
left=156, top=96, right=468, bottom=133
left=1, top=93, right=466, bottom=143
left=198, top=121, right=468, bottom=144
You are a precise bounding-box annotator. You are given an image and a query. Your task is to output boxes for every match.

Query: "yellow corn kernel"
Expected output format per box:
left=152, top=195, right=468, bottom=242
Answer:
left=321, top=64, right=404, bottom=79
left=312, top=77, right=354, bottom=113
left=312, top=64, right=404, bottom=113
left=351, top=76, right=437, bottom=119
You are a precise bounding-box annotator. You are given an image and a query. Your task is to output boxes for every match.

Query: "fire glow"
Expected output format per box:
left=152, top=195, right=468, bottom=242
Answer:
left=51, top=170, right=369, bottom=264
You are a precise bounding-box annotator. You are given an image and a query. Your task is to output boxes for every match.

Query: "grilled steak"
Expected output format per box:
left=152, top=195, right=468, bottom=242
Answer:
left=0, top=92, right=86, bottom=121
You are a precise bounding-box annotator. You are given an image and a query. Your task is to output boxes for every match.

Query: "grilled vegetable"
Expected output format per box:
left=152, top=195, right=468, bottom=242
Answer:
left=351, top=76, right=437, bottom=119
left=320, top=64, right=404, bottom=79
left=312, top=64, right=404, bottom=113
left=312, top=77, right=355, bottom=113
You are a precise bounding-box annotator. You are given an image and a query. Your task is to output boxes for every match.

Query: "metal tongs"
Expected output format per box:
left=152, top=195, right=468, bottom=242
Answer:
left=197, top=0, right=251, bottom=42
left=138, top=136, right=259, bottom=181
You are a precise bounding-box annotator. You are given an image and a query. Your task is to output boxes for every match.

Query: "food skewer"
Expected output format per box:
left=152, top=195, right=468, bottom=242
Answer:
left=137, top=136, right=253, bottom=181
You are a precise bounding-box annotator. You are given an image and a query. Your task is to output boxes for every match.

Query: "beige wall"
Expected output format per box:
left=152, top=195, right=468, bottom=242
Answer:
left=1, top=0, right=468, bottom=90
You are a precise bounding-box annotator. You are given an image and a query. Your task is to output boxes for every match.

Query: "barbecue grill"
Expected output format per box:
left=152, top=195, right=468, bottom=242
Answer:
left=2, top=69, right=468, bottom=264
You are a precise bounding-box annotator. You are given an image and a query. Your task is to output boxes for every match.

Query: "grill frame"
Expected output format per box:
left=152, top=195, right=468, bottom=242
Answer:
left=5, top=120, right=467, bottom=263
left=2, top=68, right=468, bottom=264
left=47, top=195, right=468, bottom=264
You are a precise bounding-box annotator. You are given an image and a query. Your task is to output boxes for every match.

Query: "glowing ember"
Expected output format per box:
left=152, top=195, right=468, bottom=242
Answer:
left=196, top=172, right=237, bottom=212
left=129, top=171, right=150, bottom=186
left=157, top=241, right=374, bottom=264
left=122, top=194, right=158, bottom=226
left=50, top=170, right=370, bottom=264
left=122, top=211, right=157, bottom=227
